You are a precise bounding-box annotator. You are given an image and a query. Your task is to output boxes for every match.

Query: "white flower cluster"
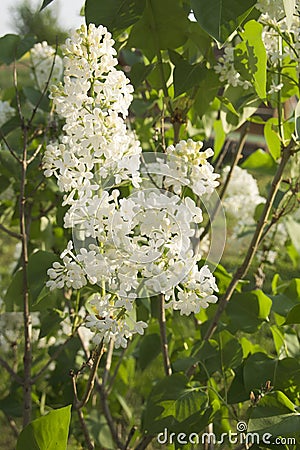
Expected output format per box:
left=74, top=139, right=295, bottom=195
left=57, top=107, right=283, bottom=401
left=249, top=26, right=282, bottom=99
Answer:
left=30, top=41, right=63, bottom=91
left=214, top=47, right=252, bottom=90
left=44, top=24, right=219, bottom=348
left=43, top=24, right=141, bottom=197
left=0, top=100, right=15, bottom=126
left=222, top=165, right=265, bottom=236
left=163, top=139, right=220, bottom=195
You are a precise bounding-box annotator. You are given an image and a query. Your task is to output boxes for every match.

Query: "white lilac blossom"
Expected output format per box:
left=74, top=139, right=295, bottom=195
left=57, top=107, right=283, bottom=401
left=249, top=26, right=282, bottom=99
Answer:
left=0, top=100, right=15, bottom=126
left=222, top=165, right=265, bottom=235
left=44, top=24, right=219, bottom=348
left=30, top=41, right=63, bottom=91
left=43, top=24, right=142, bottom=196
left=163, top=139, right=220, bottom=195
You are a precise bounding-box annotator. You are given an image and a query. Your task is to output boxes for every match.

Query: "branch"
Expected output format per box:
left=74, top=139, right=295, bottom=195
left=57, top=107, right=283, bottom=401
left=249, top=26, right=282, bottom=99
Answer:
left=71, top=373, right=94, bottom=450
left=28, top=41, right=59, bottom=126
left=27, top=143, right=43, bottom=165
left=5, top=414, right=19, bottom=438
left=76, top=343, right=105, bottom=409
left=0, top=356, right=23, bottom=384
left=0, top=127, right=21, bottom=163
left=94, top=339, right=124, bottom=449
left=13, top=60, right=24, bottom=125
left=19, top=124, right=32, bottom=427
left=124, top=426, right=137, bottom=450
left=134, top=434, right=154, bottom=450
left=203, top=142, right=294, bottom=342
left=96, top=379, right=124, bottom=449
left=158, top=294, right=172, bottom=376
left=0, top=223, right=21, bottom=240
left=102, top=339, right=114, bottom=387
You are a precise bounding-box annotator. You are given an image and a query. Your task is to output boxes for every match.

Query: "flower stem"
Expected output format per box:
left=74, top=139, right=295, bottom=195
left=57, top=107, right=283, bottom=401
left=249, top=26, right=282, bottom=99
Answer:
left=158, top=294, right=172, bottom=376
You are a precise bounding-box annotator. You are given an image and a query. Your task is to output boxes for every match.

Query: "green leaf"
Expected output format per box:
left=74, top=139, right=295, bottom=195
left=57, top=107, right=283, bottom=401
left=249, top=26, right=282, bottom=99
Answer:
left=128, top=0, right=189, bottom=59
left=271, top=278, right=300, bottom=318
left=147, top=63, right=171, bottom=91
left=39, top=309, right=65, bottom=338
left=0, top=116, right=21, bottom=137
left=191, top=0, right=256, bottom=43
left=243, top=353, right=277, bottom=393
left=4, top=268, right=23, bottom=312
left=0, top=385, right=23, bottom=417
left=85, top=0, right=146, bottom=32
left=295, top=99, right=300, bottom=141
left=142, top=373, right=209, bottom=434
left=285, top=304, right=300, bottom=325
left=218, top=330, right=243, bottom=370
left=212, top=120, right=226, bottom=160
left=264, top=118, right=281, bottom=160
left=138, top=333, right=161, bottom=370
left=192, top=339, right=220, bottom=378
left=23, top=87, right=50, bottom=111
left=169, top=50, right=205, bottom=97
left=226, top=290, right=272, bottom=333
left=248, top=391, right=300, bottom=436
left=28, top=251, right=59, bottom=305
left=238, top=20, right=267, bottom=99
left=241, top=148, right=277, bottom=175
left=193, top=69, right=220, bottom=117
left=220, top=84, right=260, bottom=132
left=0, top=34, right=36, bottom=65
left=128, top=62, right=154, bottom=88
left=16, top=405, right=71, bottom=450
left=228, top=363, right=249, bottom=404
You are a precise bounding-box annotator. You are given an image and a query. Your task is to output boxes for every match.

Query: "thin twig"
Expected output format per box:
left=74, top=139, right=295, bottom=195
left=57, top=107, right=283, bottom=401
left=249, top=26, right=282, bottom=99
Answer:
left=102, top=339, right=114, bottom=387
left=134, top=434, right=154, bottom=450
left=97, top=379, right=124, bottom=449
left=76, top=343, right=105, bottom=409
left=27, top=143, right=43, bottom=165
left=0, top=223, right=22, bottom=239
left=0, top=127, right=21, bottom=163
left=203, top=142, right=294, bottom=342
left=5, top=414, right=19, bottom=438
left=71, top=374, right=94, bottom=450
left=28, top=41, right=59, bottom=126
left=158, top=294, right=172, bottom=376
left=0, top=356, right=23, bottom=384
left=124, top=426, right=137, bottom=450
left=76, top=408, right=94, bottom=450
left=215, top=139, right=231, bottom=172
left=20, top=124, right=32, bottom=427
left=107, top=346, right=126, bottom=394
left=94, top=338, right=124, bottom=449
left=13, top=61, right=24, bottom=124
left=71, top=345, right=105, bottom=450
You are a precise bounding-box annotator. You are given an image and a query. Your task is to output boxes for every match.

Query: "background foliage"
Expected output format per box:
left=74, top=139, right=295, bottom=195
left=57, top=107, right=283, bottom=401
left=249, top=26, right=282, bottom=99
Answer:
left=0, top=0, right=300, bottom=449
